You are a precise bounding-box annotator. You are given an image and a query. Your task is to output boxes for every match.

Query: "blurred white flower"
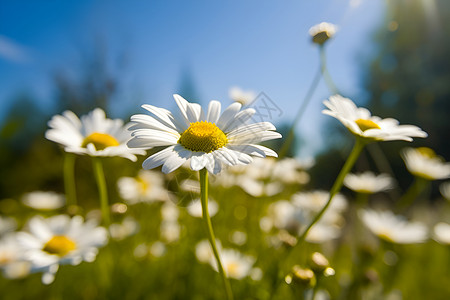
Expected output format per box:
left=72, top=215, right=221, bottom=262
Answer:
left=433, top=222, right=450, bottom=245
left=272, top=157, right=312, bottom=185
left=109, top=217, right=139, bottom=241
left=16, top=215, right=108, bottom=284
left=209, top=249, right=255, bottom=280
left=237, top=177, right=283, bottom=197
left=292, top=191, right=347, bottom=224
left=161, top=202, right=179, bottom=222
left=401, top=147, right=450, bottom=180
left=0, top=234, right=31, bottom=279
left=359, top=209, right=428, bottom=244
left=267, top=191, right=348, bottom=243
left=46, top=108, right=145, bottom=161
left=323, top=95, right=427, bottom=142
left=344, top=172, right=395, bottom=194
left=228, top=86, right=257, bottom=106
left=117, top=170, right=170, bottom=204
left=150, top=241, right=166, bottom=257
left=160, top=202, right=180, bottom=243
left=212, top=157, right=310, bottom=196
left=0, top=216, right=17, bottom=236
left=305, top=224, right=342, bottom=244
left=249, top=267, right=263, bottom=281
left=127, top=94, right=281, bottom=174
left=21, top=191, right=65, bottom=210
left=180, top=178, right=201, bottom=194
left=309, top=22, right=337, bottom=45
left=195, top=239, right=222, bottom=264
left=230, top=231, right=247, bottom=246
left=186, top=198, right=218, bottom=218
left=440, top=181, right=450, bottom=200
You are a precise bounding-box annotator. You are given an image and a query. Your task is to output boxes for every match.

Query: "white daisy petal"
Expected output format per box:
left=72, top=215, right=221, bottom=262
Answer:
left=217, top=102, right=243, bottom=131
left=206, top=100, right=222, bottom=124
left=142, top=146, right=177, bottom=170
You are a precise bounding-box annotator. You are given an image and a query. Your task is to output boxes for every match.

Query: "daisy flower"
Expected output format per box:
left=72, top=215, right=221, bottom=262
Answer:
left=359, top=209, right=428, bottom=244
left=0, top=234, right=31, bottom=280
left=187, top=198, right=219, bottom=218
left=322, top=95, right=427, bottom=142
left=117, top=170, right=171, bottom=204
left=21, top=191, right=65, bottom=211
left=440, top=181, right=450, bottom=200
left=228, top=86, right=257, bottom=106
left=0, top=216, right=17, bottom=236
left=309, top=22, right=337, bottom=45
left=45, top=108, right=145, bottom=161
left=433, top=222, right=450, bottom=245
left=16, top=215, right=108, bottom=284
left=401, top=147, right=450, bottom=180
left=127, top=94, right=281, bottom=174
left=344, top=172, right=395, bottom=194
left=209, top=249, right=255, bottom=280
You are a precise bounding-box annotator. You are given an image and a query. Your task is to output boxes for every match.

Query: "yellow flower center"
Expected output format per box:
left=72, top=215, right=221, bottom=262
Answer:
left=417, top=147, right=436, bottom=158
left=137, top=176, right=150, bottom=194
left=226, top=262, right=240, bottom=278
left=82, top=132, right=120, bottom=150
left=178, top=121, right=227, bottom=153
left=377, top=232, right=394, bottom=243
left=355, top=119, right=381, bottom=132
left=43, top=235, right=77, bottom=256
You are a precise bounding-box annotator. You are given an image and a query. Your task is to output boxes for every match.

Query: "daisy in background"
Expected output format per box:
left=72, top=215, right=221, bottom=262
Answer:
left=439, top=181, right=450, bottom=201
left=0, top=234, right=31, bottom=280
left=46, top=108, right=146, bottom=161
left=117, top=170, right=171, bottom=204
left=127, top=94, right=281, bottom=174
left=187, top=198, right=219, bottom=218
left=266, top=191, right=347, bottom=244
left=16, top=215, right=108, bottom=284
left=228, top=86, right=257, bottom=106
left=196, top=241, right=255, bottom=280
left=290, top=94, right=426, bottom=250
left=21, top=191, right=65, bottom=211
left=323, top=95, right=427, bottom=142
left=309, top=22, right=337, bottom=45
left=0, top=216, right=17, bottom=236
left=359, top=209, right=428, bottom=244
left=344, top=172, right=395, bottom=194
left=433, top=222, right=450, bottom=245
left=401, top=147, right=450, bottom=181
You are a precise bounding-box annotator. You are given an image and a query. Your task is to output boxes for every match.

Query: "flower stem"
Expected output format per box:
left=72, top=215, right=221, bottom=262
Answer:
left=319, top=46, right=338, bottom=94
left=63, top=153, right=77, bottom=206
left=297, top=139, right=366, bottom=245
left=278, top=66, right=322, bottom=159
left=199, top=168, right=233, bottom=300
left=93, top=157, right=110, bottom=227
left=397, top=177, right=429, bottom=210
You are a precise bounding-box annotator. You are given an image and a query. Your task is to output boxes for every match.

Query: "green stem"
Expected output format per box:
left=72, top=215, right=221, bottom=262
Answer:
left=199, top=169, right=233, bottom=300
left=319, top=46, right=339, bottom=95
left=297, top=138, right=366, bottom=246
left=397, top=177, right=429, bottom=210
left=63, top=153, right=77, bottom=206
left=278, top=66, right=323, bottom=159
left=92, top=157, right=110, bottom=227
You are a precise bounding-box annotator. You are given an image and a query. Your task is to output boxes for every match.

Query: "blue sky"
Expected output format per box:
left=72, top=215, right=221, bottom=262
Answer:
left=0, top=0, right=385, bottom=157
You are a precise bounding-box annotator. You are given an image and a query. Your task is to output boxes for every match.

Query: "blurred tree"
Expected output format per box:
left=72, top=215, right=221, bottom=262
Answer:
left=311, top=0, right=450, bottom=194
left=363, top=0, right=450, bottom=190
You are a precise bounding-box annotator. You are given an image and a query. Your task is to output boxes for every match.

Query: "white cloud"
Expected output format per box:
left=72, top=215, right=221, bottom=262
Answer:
left=0, top=35, right=32, bottom=63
